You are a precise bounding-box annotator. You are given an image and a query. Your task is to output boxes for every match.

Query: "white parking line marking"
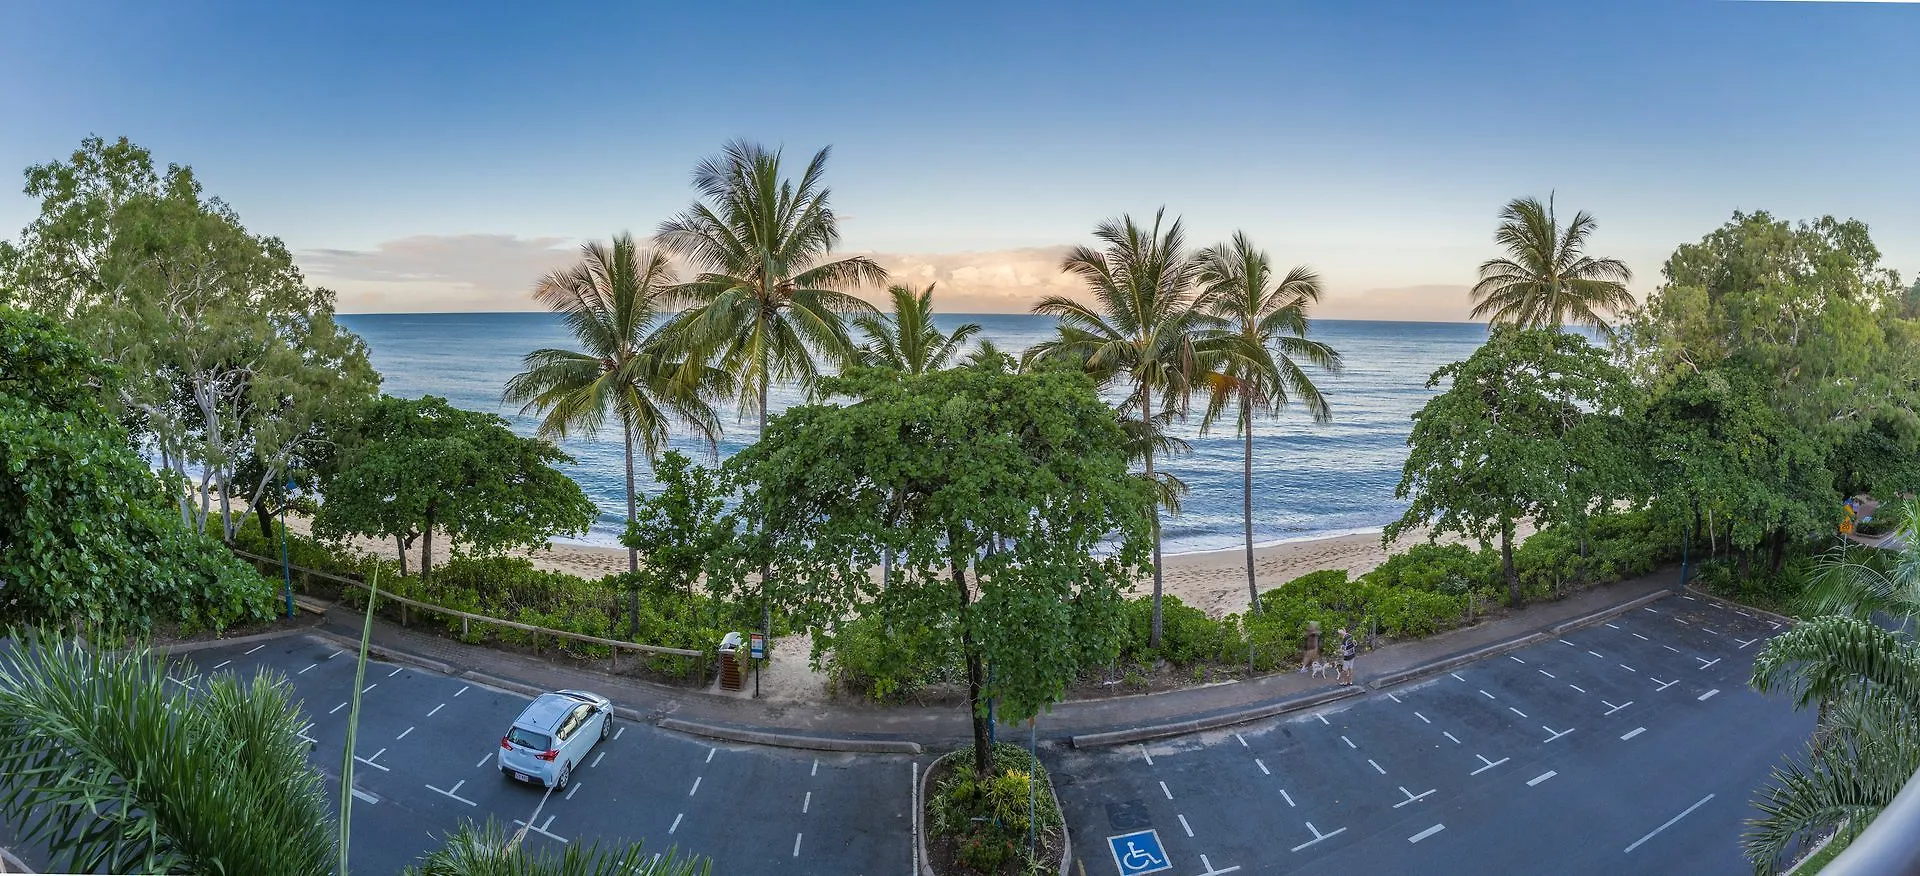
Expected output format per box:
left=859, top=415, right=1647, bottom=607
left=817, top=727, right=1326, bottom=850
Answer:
left=355, top=749, right=390, bottom=771
left=1409, top=824, right=1445, bottom=843
left=1280, top=789, right=1296, bottom=807
left=1643, top=607, right=1659, bottom=613
left=1738, top=638, right=1758, bottom=650
left=1698, top=658, right=1721, bottom=670
left=1559, top=639, right=1577, bottom=647
left=1681, top=595, right=1695, bottom=601
left=1605, top=623, right=1619, bottom=630
left=299, top=663, right=318, bottom=675
left=1199, top=854, right=1239, bottom=874
left=1604, top=700, right=1633, bottom=716
left=614, top=726, right=625, bottom=741
left=424, top=703, right=445, bottom=719
left=1341, top=735, right=1357, bottom=749
left=1621, top=727, right=1646, bottom=740
left=1528, top=771, right=1557, bottom=786
left=330, top=702, right=347, bottom=714
left=1664, top=645, right=1681, bottom=653
left=1587, top=650, right=1605, bottom=659
left=1443, top=731, right=1462, bottom=745
left=1632, top=633, right=1649, bottom=641
left=1317, top=714, right=1330, bottom=725
left=669, top=812, right=684, bottom=834
left=1509, top=707, right=1528, bottom=718
left=1235, top=732, right=1249, bottom=747
left=1387, top=693, right=1401, bottom=703
left=1702, top=628, right=1719, bottom=636
left=1769, top=621, right=1781, bottom=629
left=1624, top=794, right=1714, bottom=853
left=1160, top=780, right=1174, bottom=800
left=591, top=751, right=607, bottom=768
left=1369, top=759, right=1387, bottom=775
left=1619, top=664, right=1636, bottom=673
left=213, top=660, right=231, bottom=670
left=476, top=753, right=492, bottom=768
left=1394, top=786, right=1436, bottom=808
left=397, top=726, right=413, bottom=740
left=1289, top=822, right=1346, bottom=852
left=350, top=788, right=378, bottom=804
left=456, top=686, right=469, bottom=697
left=1674, top=617, right=1690, bottom=625
left=1543, top=726, right=1573, bottom=743
left=1256, top=758, right=1270, bottom=775
left=1179, top=813, right=1194, bottom=837
left=1538, top=669, right=1556, bottom=678
left=689, top=776, right=701, bottom=796
left=361, top=683, right=377, bottom=694
left=1699, top=689, right=1720, bottom=701
left=388, top=666, right=403, bottom=677
left=706, top=747, right=716, bottom=764
left=811, top=758, right=819, bottom=776
left=1569, top=684, right=1586, bottom=693
left=1509, top=655, right=1525, bottom=664
left=512, top=815, right=568, bottom=845
left=328, top=651, right=343, bottom=660
left=1141, top=744, right=1154, bottom=765
left=1471, top=755, right=1508, bottom=775
left=803, top=791, right=811, bottom=813
left=245, top=645, right=266, bottom=655
left=565, top=782, right=581, bottom=800
left=427, top=780, right=476, bottom=806
left=1415, top=711, right=1431, bottom=724
left=1450, top=672, right=1467, bottom=681
left=792, top=832, right=801, bottom=857
left=1480, top=689, right=1496, bottom=700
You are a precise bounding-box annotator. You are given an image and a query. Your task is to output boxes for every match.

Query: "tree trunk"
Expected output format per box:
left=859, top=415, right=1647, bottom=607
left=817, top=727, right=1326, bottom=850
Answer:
left=421, top=506, right=435, bottom=585
left=1141, top=384, right=1164, bottom=650
left=1768, top=528, right=1787, bottom=574
left=256, top=504, right=276, bottom=541
left=759, top=375, right=773, bottom=642
left=954, top=549, right=991, bottom=779
left=1501, top=515, right=1521, bottom=606
left=396, top=534, right=408, bottom=576
left=624, top=418, right=639, bottom=574
left=1737, top=548, right=1751, bottom=581
left=1242, top=392, right=1259, bottom=615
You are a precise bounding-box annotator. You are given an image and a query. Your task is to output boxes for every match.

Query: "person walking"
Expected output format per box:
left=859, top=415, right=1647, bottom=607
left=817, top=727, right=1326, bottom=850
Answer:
left=1300, top=621, right=1322, bottom=674
left=1337, top=627, right=1358, bottom=686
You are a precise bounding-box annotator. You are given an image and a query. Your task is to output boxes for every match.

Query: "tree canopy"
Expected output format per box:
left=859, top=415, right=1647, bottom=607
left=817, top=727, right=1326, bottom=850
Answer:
left=729, top=362, right=1153, bottom=776
left=314, top=395, right=597, bottom=582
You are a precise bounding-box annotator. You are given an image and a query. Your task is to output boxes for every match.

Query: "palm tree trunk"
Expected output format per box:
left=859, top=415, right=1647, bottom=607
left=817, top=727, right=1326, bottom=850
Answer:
left=1243, top=391, right=1259, bottom=616
left=759, top=372, right=773, bottom=644
left=1141, top=384, right=1164, bottom=650
left=624, top=418, right=639, bottom=574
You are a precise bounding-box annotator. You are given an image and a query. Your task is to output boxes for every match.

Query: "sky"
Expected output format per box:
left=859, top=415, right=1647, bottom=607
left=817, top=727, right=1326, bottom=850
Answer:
left=2, top=0, right=1916, bottom=320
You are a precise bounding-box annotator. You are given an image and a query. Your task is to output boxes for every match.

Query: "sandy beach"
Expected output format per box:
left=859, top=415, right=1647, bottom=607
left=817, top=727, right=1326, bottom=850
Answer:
left=264, top=503, right=1527, bottom=618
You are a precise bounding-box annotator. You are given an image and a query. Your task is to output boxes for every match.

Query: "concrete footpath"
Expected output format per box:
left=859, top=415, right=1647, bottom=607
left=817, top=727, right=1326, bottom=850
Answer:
left=275, top=568, right=1695, bottom=752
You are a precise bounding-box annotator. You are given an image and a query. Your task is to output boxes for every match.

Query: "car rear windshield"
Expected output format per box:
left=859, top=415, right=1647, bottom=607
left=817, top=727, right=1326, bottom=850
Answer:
left=507, top=727, right=551, bottom=751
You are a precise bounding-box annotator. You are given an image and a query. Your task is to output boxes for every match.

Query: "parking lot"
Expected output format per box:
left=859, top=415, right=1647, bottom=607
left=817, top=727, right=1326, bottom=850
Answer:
left=1047, top=593, right=1815, bottom=875
left=156, top=635, right=916, bottom=875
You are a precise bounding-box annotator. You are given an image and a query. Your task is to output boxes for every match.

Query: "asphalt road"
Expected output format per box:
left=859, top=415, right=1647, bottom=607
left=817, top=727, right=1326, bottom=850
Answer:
left=1047, top=593, right=1815, bottom=876
left=1, top=634, right=919, bottom=876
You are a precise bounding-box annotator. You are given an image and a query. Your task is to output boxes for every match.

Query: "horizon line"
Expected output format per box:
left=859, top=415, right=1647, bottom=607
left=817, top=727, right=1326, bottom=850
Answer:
left=333, top=310, right=1489, bottom=326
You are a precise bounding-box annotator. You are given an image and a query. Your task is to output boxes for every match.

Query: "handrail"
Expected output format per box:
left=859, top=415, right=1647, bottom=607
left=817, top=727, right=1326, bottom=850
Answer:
left=1819, top=764, right=1920, bottom=875
left=227, top=547, right=705, bottom=658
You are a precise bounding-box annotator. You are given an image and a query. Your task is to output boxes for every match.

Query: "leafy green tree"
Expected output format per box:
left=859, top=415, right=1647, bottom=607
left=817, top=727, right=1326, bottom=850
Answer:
left=0, top=307, right=275, bottom=632
left=504, top=234, right=730, bottom=576
left=0, top=633, right=335, bottom=875
left=314, top=395, right=597, bottom=583
left=619, top=451, right=738, bottom=631
left=1470, top=195, right=1634, bottom=338
left=730, top=362, right=1154, bottom=778
left=1387, top=326, right=1633, bottom=604
left=1743, top=499, right=1920, bottom=872
left=1195, top=232, right=1342, bottom=614
left=852, top=283, right=981, bottom=374
left=1027, top=209, right=1219, bottom=647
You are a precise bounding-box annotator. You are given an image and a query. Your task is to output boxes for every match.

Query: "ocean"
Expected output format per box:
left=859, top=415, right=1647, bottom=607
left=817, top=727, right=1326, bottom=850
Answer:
left=335, top=313, right=1492, bottom=554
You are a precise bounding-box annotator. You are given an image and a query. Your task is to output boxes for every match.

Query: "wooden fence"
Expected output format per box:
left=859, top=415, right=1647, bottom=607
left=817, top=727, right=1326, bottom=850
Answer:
left=228, top=547, right=706, bottom=673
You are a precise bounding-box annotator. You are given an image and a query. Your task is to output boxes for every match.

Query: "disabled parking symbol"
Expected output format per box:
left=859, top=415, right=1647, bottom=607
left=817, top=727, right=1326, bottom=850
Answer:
left=1107, top=828, right=1172, bottom=875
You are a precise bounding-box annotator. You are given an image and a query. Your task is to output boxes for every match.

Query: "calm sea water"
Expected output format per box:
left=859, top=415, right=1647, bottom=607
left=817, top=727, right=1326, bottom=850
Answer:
left=336, top=313, right=1491, bottom=554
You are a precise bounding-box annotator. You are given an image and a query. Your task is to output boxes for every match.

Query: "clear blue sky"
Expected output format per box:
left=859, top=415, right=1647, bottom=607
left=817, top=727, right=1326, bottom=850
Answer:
left=3, top=0, right=1915, bottom=316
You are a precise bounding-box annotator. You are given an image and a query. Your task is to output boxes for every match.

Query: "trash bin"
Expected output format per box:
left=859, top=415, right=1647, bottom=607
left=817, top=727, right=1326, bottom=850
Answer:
left=718, top=632, right=744, bottom=691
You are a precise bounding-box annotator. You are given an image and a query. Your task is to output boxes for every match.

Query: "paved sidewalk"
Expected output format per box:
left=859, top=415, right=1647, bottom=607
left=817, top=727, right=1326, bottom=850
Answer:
left=312, top=569, right=1681, bottom=746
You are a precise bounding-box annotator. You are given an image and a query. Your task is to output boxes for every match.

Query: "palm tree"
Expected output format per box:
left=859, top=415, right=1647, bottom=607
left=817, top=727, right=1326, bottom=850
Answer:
left=657, top=140, right=886, bottom=638
left=504, top=234, right=730, bottom=585
left=1743, top=498, right=1920, bottom=871
left=1027, top=209, right=1216, bottom=648
left=853, top=283, right=982, bottom=375
left=0, top=633, right=337, bottom=875
left=407, top=818, right=708, bottom=875
left=1195, top=232, right=1343, bottom=615
left=1470, top=194, right=1635, bottom=339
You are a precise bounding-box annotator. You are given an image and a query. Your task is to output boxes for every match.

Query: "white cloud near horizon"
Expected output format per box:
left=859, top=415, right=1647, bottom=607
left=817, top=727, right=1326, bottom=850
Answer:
left=300, top=234, right=1484, bottom=322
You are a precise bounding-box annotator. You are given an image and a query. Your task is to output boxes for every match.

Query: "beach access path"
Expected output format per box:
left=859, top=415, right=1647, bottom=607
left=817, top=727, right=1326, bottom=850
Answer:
left=298, top=568, right=1685, bottom=749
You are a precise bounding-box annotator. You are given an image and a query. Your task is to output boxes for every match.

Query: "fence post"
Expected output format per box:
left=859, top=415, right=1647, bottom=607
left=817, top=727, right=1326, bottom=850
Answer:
left=461, top=616, right=469, bottom=638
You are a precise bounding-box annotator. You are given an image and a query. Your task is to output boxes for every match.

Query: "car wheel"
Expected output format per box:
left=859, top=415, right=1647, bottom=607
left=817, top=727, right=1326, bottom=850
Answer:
left=555, top=763, right=572, bottom=792
left=601, top=712, right=613, bottom=741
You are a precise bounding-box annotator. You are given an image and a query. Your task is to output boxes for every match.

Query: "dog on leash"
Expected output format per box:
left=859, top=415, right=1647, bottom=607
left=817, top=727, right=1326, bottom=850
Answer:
left=1309, top=659, right=1333, bottom=679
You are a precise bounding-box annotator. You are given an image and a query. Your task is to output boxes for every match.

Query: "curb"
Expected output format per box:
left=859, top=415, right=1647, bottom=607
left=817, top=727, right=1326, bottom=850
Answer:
left=1069, top=684, right=1363, bottom=748
left=311, top=631, right=458, bottom=677
left=152, top=625, right=310, bottom=656
left=659, top=717, right=924, bottom=755
left=914, top=749, right=1072, bottom=876
left=1, top=844, right=33, bottom=873
left=1547, top=590, right=1671, bottom=635
left=1684, top=585, right=1799, bottom=628
left=1364, top=633, right=1549, bottom=690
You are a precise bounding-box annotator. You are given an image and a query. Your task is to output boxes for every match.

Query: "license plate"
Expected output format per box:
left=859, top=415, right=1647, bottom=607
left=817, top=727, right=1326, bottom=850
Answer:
left=513, top=772, right=530, bottom=782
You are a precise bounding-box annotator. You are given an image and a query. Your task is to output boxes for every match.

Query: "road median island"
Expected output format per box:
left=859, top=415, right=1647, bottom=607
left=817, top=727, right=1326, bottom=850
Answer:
left=1069, top=684, right=1363, bottom=748
left=658, top=717, right=924, bottom=755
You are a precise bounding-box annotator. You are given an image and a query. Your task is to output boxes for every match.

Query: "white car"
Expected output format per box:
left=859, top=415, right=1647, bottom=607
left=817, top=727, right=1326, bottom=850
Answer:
left=497, top=689, right=613, bottom=790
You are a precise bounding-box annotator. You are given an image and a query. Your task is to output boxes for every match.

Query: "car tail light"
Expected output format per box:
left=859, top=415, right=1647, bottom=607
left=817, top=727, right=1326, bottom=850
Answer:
left=500, top=736, right=512, bottom=750
left=535, top=748, right=559, bottom=762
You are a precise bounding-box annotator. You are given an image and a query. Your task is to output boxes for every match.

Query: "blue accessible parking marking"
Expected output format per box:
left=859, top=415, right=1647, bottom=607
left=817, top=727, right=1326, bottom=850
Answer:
left=1107, top=828, right=1172, bottom=875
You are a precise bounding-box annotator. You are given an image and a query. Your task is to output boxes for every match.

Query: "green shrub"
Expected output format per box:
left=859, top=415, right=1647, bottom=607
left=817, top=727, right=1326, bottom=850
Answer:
left=1117, top=594, right=1245, bottom=667
left=1364, top=544, right=1499, bottom=595
left=927, top=743, right=1063, bottom=875
left=1693, top=556, right=1812, bottom=617
left=824, top=614, right=957, bottom=702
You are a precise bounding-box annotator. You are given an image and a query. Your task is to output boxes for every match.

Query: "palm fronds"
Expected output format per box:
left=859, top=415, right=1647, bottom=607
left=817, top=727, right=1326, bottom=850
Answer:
left=1470, top=194, right=1634, bottom=338
left=406, top=818, right=710, bottom=876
